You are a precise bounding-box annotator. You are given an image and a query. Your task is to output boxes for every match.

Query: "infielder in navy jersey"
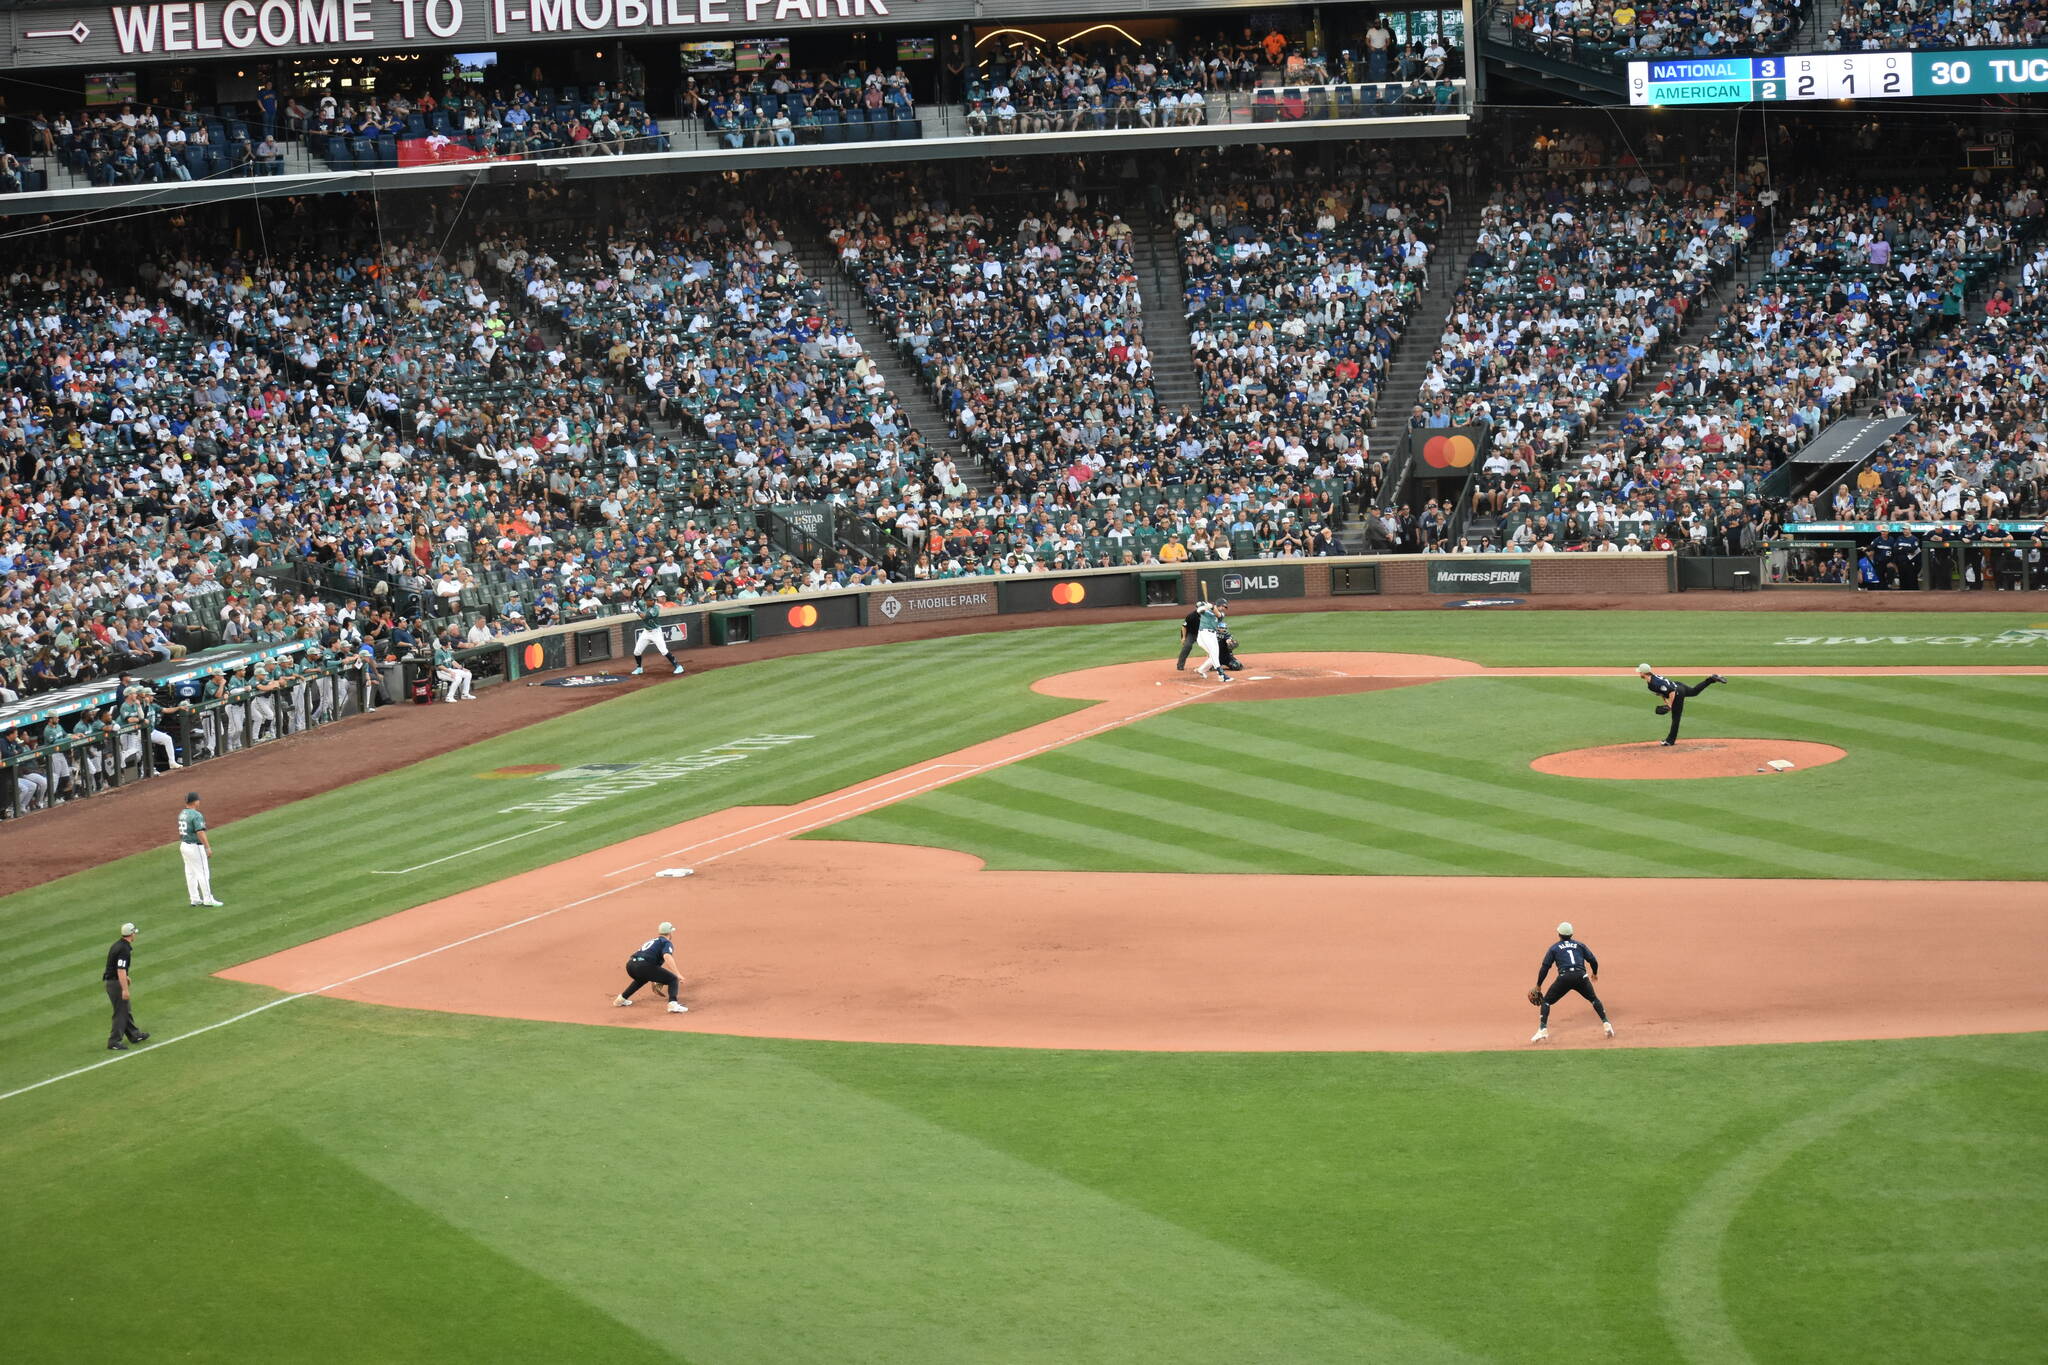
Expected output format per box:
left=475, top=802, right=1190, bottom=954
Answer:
left=1532, top=921, right=1611, bottom=1042
left=614, top=922, right=689, bottom=1013
left=1637, top=664, right=1727, bottom=745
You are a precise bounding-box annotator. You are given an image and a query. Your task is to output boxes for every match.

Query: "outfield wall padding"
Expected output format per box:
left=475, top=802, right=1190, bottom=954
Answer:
left=495, top=554, right=1677, bottom=683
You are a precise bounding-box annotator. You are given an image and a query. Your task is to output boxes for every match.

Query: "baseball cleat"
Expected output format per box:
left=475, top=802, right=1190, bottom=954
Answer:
left=1709, top=674, right=1727, bottom=683
left=1530, top=1028, right=1548, bottom=1043
left=190, top=901, right=202, bottom=907
left=1604, top=1021, right=1615, bottom=1037
left=614, top=995, right=632, bottom=1007
left=668, top=1001, right=689, bottom=1013
left=1659, top=740, right=1675, bottom=747
left=131, top=1033, right=150, bottom=1043
left=631, top=667, right=645, bottom=675
left=107, top=1042, right=128, bottom=1051
left=202, top=899, right=224, bottom=907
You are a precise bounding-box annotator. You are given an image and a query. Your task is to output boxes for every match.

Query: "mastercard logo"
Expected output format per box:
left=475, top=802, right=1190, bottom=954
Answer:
left=521, top=643, right=545, bottom=670
left=1422, top=434, right=1478, bottom=469
left=1050, top=581, right=1088, bottom=605
left=786, top=604, right=819, bottom=628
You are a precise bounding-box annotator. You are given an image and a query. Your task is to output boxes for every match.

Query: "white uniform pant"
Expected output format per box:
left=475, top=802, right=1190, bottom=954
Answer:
left=251, top=697, right=277, bottom=740
left=1193, top=629, right=1222, bottom=674
left=180, top=842, right=214, bottom=902
left=13, top=769, right=48, bottom=809
left=150, top=728, right=178, bottom=769
left=438, top=665, right=474, bottom=700
left=631, top=628, right=671, bottom=659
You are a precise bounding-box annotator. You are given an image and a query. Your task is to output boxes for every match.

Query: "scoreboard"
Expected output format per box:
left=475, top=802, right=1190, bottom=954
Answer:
left=1628, top=49, right=2048, bottom=105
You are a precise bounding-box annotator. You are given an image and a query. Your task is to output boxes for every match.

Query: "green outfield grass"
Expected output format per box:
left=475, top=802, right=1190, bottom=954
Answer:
left=819, top=674, right=2048, bottom=880
left=3, top=610, right=2044, bottom=1363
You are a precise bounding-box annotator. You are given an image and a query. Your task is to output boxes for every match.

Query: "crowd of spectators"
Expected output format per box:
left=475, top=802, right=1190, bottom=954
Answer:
left=821, top=165, right=1358, bottom=573
left=1502, top=0, right=1805, bottom=62
left=1828, top=0, right=2048, bottom=52
left=1173, top=166, right=1453, bottom=515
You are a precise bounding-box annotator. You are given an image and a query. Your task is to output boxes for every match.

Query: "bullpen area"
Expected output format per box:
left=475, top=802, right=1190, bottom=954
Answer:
left=4, top=609, right=2045, bottom=1363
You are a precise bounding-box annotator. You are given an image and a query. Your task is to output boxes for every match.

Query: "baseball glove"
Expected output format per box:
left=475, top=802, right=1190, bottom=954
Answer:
left=1526, top=988, right=1544, bottom=1006
left=1654, top=704, right=1671, bottom=716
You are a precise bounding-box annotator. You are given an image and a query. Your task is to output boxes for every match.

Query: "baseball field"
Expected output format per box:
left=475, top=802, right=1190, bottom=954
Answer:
left=4, top=607, right=2045, bottom=1363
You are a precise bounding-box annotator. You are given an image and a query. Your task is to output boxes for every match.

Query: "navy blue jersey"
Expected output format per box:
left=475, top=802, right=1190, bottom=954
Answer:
left=1538, top=940, right=1598, bottom=984
left=1644, top=674, right=1677, bottom=698
left=630, top=935, right=675, bottom=967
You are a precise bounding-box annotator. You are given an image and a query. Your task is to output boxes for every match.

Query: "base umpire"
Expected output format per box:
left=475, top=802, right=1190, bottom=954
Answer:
left=104, top=922, right=151, bottom=1051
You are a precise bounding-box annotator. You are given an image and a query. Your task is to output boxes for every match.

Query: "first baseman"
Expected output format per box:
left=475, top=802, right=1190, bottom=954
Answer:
left=178, top=791, right=224, bottom=906
left=1531, top=921, right=1611, bottom=1042
left=630, top=594, right=687, bottom=676
left=1638, top=664, right=1726, bottom=745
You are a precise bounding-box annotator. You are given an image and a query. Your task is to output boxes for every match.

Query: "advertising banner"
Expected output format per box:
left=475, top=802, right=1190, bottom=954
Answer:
left=1427, top=558, right=1532, bottom=594
left=998, top=574, right=1137, bottom=614
left=867, top=583, right=998, bottom=625
left=752, top=593, right=861, bottom=638
left=1195, top=565, right=1305, bottom=600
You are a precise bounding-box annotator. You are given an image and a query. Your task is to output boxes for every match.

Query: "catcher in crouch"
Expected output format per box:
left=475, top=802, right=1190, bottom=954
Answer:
left=1529, top=921, right=1612, bottom=1043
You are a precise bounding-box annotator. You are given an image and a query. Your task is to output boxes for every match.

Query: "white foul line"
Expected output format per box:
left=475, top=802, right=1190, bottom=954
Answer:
left=371, top=822, right=566, bottom=875
left=2, top=690, right=1206, bottom=1106
left=604, top=764, right=979, bottom=877
left=0, top=877, right=653, bottom=1106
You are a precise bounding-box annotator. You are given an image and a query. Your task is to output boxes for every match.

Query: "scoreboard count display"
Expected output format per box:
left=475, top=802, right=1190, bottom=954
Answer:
left=1628, top=48, right=2048, bottom=104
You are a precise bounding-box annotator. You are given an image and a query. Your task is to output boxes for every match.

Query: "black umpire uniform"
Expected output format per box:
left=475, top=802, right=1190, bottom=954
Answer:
left=1534, top=922, right=1610, bottom=1038
left=103, top=924, right=150, bottom=1050
left=1640, top=667, right=1725, bottom=745
left=1175, top=607, right=1200, bottom=670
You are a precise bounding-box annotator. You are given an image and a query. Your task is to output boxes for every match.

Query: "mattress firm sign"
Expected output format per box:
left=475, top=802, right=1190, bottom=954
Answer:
left=11, top=0, right=921, bottom=67
left=1427, top=558, right=1532, bottom=594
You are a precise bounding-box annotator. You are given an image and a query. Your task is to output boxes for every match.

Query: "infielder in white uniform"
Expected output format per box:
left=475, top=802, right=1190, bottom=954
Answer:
left=629, top=595, right=687, bottom=676
left=179, top=790, right=224, bottom=906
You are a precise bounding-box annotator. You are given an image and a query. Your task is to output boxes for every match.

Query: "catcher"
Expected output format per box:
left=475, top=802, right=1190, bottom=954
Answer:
left=1528, top=921, right=1612, bottom=1042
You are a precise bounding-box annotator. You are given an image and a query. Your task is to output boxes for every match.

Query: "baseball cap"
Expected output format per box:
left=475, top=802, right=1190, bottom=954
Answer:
left=1557, top=921, right=1574, bottom=937
left=657, top=921, right=676, bottom=935
left=1636, top=663, right=1653, bottom=674
left=121, top=922, right=139, bottom=936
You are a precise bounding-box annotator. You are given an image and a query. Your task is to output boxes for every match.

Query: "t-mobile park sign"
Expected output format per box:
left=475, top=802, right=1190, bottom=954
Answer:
left=6, top=0, right=924, bottom=67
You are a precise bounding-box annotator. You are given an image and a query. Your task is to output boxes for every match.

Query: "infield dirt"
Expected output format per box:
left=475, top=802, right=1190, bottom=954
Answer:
left=221, top=653, right=2048, bottom=1054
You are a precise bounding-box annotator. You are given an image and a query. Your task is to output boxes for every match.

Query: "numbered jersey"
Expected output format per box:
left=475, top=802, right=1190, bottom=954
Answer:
left=1542, top=939, right=1598, bottom=979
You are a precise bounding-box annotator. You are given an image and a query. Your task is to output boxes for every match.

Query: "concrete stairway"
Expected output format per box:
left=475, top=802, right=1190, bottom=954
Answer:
left=1333, top=205, right=1485, bottom=550
left=1127, top=207, right=1203, bottom=416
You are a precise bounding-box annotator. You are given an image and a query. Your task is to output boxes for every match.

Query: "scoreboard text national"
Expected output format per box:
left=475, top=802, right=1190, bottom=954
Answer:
left=1628, top=49, right=2048, bottom=104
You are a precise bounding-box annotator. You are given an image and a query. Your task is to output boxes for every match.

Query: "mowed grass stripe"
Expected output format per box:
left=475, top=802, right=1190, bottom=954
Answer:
left=1735, top=683, right=2048, bottom=768
left=1137, top=705, right=1933, bottom=880
left=921, top=775, right=1382, bottom=875
left=1845, top=677, right=2048, bottom=732
left=999, top=750, right=1597, bottom=878
left=1187, top=685, right=1990, bottom=865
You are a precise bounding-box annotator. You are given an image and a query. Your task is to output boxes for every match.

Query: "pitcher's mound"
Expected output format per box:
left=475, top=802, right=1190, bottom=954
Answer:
left=1531, top=739, right=1847, bottom=779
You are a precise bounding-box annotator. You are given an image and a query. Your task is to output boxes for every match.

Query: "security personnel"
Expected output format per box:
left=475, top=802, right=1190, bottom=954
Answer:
left=613, top=921, right=688, bottom=1013
left=1531, top=921, right=1611, bottom=1042
left=103, top=922, right=151, bottom=1050
left=1174, top=604, right=1200, bottom=670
